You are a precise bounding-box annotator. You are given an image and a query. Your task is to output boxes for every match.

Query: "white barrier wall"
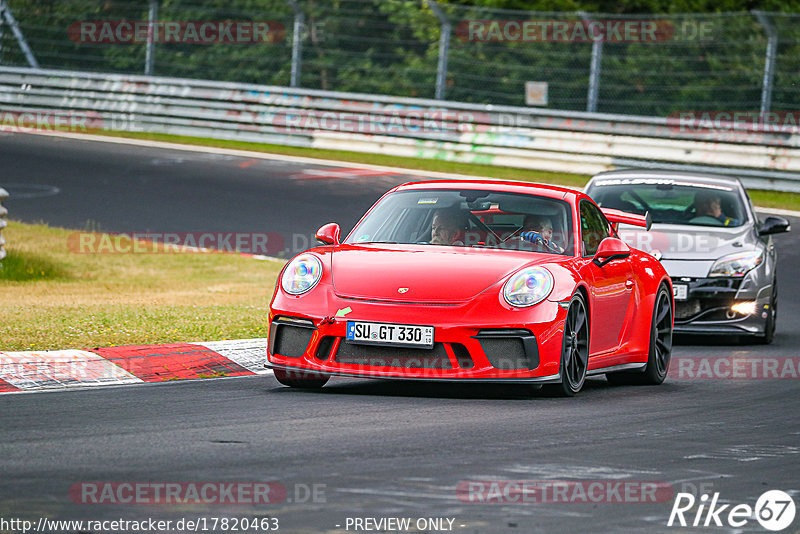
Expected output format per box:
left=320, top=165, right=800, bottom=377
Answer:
left=1, top=66, right=799, bottom=191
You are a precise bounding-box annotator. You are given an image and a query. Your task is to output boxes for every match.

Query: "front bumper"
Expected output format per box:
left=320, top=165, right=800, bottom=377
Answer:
left=266, top=291, right=568, bottom=382
left=671, top=276, right=771, bottom=336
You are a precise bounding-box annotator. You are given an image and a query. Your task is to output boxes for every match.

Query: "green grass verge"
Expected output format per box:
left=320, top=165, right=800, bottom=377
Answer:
left=100, top=130, right=800, bottom=212
left=0, top=222, right=282, bottom=351
left=746, top=189, right=800, bottom=212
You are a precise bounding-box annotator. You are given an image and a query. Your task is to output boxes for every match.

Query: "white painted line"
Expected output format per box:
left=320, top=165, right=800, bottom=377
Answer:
left=0, top=350, right=142, bottom=390
left=17, top=130, right=800, bottom=218
left=16, top=130, right=515, bottom=182
left=196, top=339, right=272, bottom=375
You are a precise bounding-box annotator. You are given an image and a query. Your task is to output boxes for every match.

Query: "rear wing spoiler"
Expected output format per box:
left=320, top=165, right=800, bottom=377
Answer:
left=601, top=208, right=652, bottom=231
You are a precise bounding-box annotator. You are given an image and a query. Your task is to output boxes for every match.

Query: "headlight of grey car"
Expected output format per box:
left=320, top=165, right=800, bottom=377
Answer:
left=708, top=250, right=763, bottom=277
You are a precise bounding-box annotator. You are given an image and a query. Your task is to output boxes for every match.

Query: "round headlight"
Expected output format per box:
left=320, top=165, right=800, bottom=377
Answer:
left=281, top=254, right=323, bottom=295
left=503, top=266, right=554, bottom=307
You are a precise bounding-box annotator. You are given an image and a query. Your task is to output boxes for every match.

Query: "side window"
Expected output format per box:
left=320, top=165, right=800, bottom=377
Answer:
left=580, top=200, right=610, bottom=256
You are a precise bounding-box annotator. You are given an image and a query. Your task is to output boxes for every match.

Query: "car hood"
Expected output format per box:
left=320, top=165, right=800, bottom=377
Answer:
left=617, top=223, right=756, bottom=261
left=331, top=244, right=553, bottom=303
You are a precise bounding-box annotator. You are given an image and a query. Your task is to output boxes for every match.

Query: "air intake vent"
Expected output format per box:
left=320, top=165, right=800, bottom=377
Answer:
left=335, top=342, right=451, bottom=369
left=315, top=336, right=336, bottom=361
left=475, top=329, right=539, bottom=370
left=451, top=343, right=474, bottom=369
left=479, top=338, right=529, bottom=370
left=269, top=319, right=315, bottom=358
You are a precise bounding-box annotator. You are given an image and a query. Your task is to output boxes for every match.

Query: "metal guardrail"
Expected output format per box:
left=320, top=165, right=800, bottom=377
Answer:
left=3, top=2, right=800, bottom=116
left=1, top=66, right=800, bottom=191
left=0, top=187, right=8, bottom=263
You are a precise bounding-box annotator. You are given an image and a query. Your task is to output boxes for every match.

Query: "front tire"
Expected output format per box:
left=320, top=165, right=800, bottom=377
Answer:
left=545, top=292, right=589, bottom=397
left=757, top=279, right=777, bottom=345
left=607, top=284, right=673, bottom=385
left=273, top=368, right=329, bottom=389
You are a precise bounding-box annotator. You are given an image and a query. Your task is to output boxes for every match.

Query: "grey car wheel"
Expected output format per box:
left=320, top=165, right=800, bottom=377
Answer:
left=758, top=279, right=777, bottom=345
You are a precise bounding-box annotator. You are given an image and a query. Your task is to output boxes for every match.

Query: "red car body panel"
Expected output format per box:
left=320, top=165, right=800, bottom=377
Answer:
left=266, top=180, right=672, bottom=383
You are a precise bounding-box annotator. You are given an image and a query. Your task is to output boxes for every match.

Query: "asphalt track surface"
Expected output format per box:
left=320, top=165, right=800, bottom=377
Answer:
left=2, top=133, right=799, bottom=533
left=1, top=133, right=414, bottom=256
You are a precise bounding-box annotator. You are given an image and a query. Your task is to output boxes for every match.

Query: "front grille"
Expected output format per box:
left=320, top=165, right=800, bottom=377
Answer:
left=675, top=298, right=736, bottom=322
left=691, top=277, right=743, bottom=293
left=675, top=300, right=702, bottom=321
left=335, top=342, right=451, bottom=369
left=673, top=277, right=742, bottom=323
left=271, top=323, right=315, bottom=358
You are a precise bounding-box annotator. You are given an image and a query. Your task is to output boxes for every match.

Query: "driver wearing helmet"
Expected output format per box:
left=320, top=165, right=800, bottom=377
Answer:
left=521, top=214, right=564, bottom=253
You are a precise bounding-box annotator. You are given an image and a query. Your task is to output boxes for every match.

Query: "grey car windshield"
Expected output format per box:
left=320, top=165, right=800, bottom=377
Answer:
left=589, top=180, right=747, bottom=228
left=345, top=189, right=574, bottom=255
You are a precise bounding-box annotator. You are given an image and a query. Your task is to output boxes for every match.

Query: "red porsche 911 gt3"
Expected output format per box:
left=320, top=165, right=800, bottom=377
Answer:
left=266, top=180, right=673, bottom=396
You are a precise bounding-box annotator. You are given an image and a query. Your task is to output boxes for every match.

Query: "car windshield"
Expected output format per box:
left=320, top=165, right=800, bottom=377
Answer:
left=588, top=179, right=747, bottom=228
left=344, top=189, right=574, bottom=255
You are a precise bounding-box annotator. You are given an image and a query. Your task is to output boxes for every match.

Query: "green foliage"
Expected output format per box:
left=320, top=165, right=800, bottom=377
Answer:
left=0, top=251, right=68, bottom=282
left=455, top=0, right=800, bottom=12
left=2, top=0, right=799, bottom=115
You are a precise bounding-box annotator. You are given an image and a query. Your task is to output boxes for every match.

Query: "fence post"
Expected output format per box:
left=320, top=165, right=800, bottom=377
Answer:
left=0, top=0, right=38, bottom=68
left=0, top=187, right=8, bottom=265
left=0, top=10, right=4, bottom=66
left=428, top=0, right=451, bottom=100
left=753, top=10, right=777, bottom=116
left=287, top=0, right=304, bottom=88
left=144, top=0, right=158, bottom=76
left=580, top=12, right=603, bottom=113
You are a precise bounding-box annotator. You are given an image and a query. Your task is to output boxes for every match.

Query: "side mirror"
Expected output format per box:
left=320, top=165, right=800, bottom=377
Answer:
left=759, top=216, right=791, bottom=236
left=315, top=223, right=341, bottom=245
left=593, top=237, right=631, bottom=267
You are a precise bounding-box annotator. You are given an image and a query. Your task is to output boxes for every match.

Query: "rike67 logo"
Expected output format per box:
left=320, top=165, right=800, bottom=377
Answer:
left=668, top=490, right=796, bottom=531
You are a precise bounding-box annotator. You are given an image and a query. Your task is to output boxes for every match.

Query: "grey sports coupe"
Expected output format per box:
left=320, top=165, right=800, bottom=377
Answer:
left=585, top=170, right=790, bottom=343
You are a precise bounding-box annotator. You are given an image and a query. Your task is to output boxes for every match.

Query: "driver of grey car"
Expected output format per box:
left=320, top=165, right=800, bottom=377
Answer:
left=692, top=191, right=741, bottom=226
